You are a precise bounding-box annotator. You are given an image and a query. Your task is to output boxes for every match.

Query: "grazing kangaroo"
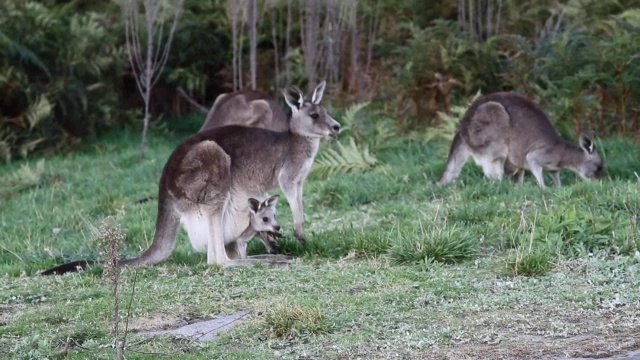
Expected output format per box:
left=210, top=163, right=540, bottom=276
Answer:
left=200, top=90, right=289, bottom=132
left=124, top=81, right=338, bottom=266
left=437, top=92, right=603, bottom=188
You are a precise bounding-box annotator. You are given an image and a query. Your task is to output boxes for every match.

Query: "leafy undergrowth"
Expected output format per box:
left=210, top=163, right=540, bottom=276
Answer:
left=1, top=127, right=639, bottom=359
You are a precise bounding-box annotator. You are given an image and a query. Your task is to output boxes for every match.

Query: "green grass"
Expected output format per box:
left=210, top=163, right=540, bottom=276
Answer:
left=1, top=122, right=639, bottom=359
left=260, top=299, right=336, bottom=340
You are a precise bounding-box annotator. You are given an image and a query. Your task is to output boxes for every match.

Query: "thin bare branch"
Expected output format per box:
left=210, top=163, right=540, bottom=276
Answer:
left=120, top=0, right=184, bottom=160
left=122, top=270, right=139, bottom=353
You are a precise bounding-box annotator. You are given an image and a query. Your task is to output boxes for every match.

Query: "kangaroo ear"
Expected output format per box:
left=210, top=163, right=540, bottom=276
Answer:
left=248, top=198, right=261, bottom=213
left=311, top=80, right=326, bottom=104
left=264, top=195, right=280, bottom=208
left=579, top=133, right=595, bottom=154
left=283, top=86, right=304, bottom=112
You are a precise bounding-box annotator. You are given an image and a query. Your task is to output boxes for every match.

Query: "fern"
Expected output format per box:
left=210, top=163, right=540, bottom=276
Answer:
left=25, top=95, right=53, bottom=129
left=369, top=121, right=397, bottom=152
left=313, top=137, right=384, bottom=178
left=340, top=101, right=370, bottom=130
left=0, top=30, right=51, bottom=78
left=311, top=101, right=388, bottom=178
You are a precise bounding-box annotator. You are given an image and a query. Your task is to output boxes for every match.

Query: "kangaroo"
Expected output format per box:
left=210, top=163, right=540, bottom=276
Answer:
left=199, top=91, right=290, bottom=253
left=120, top=81, right=338, bottom=267
left=40, top=195, right=282, bottom=275
left=236, top=195, right=282, bottom=259
left=437, top=92, right=603, bottom=188
left=200, top=90, right=289, bottom=132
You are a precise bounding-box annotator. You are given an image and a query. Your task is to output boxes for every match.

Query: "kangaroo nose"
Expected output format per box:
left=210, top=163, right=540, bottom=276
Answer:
left=332, top=124, right=340, bottom=132
left=274, top=225, right=281, bottom=231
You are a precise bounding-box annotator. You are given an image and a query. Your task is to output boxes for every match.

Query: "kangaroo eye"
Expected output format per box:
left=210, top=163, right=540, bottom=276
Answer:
left=310, top=113, right=319, bottom=120
left=262, top=217, right=269, bottom=222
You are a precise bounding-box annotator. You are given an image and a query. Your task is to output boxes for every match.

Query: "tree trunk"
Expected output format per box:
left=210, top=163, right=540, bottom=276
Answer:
left=228, top=1, right=240, bottom=91
left=271, top=9, right=280, bottom=91
left=459, top=0, right=467, bottom=32
left=248, top=0, right=257, bottom=90
left=301, top=0, right=320, bottom=88
left=238, top=16, right=245, bottom=90
left=486, top=0, right=493, bottom=38
left=349, top=1, right=360, bottom=98
left=365, top=0, right=380, bottom=76
left=285, top=0, right=292, bottom=85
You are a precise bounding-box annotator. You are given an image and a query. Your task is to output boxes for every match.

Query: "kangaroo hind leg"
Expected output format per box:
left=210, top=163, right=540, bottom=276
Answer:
left=175, top=140, right=232, bottom=265
left=437, top=132, right=472, bottom=185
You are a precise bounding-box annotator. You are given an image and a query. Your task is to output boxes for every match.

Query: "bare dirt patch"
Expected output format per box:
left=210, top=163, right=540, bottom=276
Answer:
left=126, top=312, right=183, bottom=332
left=0, top=303, right=24, bottom=326
left=428, top=331, right=640, bottom=360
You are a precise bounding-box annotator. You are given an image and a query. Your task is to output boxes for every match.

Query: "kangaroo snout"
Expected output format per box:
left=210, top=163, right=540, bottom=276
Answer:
left=329, top=124, right=340, bottom=138
left=327, top=119, right=341, bottom=139
left=269, top=227, right=283, bottom=238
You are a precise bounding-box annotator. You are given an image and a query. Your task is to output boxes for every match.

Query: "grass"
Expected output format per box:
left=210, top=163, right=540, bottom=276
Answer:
left=505, top=247, right=554, bottom=277
left=388, top=223, right=477, bottom=265
left=1, top=117, right=640, bottom=359
left=260, top=299, right=336, bottom=340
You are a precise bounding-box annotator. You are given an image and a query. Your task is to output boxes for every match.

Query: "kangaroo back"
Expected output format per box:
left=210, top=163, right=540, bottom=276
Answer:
left=200, top=90, right=289, bottom=132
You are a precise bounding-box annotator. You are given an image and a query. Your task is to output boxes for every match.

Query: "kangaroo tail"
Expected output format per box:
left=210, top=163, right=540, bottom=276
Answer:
left=40, top=260, right=96, bottom=276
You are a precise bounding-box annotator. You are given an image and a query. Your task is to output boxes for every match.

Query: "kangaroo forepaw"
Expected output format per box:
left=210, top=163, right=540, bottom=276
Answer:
left=294, top=231, right=305, bottom=245
left=266, top=241, right=280, bottom=254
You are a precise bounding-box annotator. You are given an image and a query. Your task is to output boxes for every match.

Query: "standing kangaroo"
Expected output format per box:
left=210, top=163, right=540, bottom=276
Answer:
left=124, top=81, right=339, bottom=266
left=437, top=92, right=603, bottom=188
left=200, top=90, right=289, bottom=132
left=199, top=90, right=290, bottom=254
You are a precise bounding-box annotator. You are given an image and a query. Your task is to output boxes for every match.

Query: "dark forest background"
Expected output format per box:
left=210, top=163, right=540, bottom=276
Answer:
left=1, top=0, right=639, bottom=162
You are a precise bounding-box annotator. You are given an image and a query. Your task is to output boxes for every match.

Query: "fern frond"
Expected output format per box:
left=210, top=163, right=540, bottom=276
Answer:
left=0, top=30, right=51, bottom=78
left=369, top=121, right=397, bottom=151
left=25, top=95, right=54, bottom=129
left=340, top=101, right=371, bottom=132
left=313, top=137, right=384, bottom=178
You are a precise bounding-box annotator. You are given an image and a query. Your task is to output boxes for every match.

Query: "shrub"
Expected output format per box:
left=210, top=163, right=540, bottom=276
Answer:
left=0, top=1, right=125, bottom=161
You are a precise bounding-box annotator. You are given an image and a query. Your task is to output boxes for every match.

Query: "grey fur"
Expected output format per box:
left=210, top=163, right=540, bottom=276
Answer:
left=200, top=90, right=289, bottom=132
left=437, top=92, right=603, bottom=188
left=123, top=81, right=339, bottom=267
left=236, top=195, right=282, bottom=259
